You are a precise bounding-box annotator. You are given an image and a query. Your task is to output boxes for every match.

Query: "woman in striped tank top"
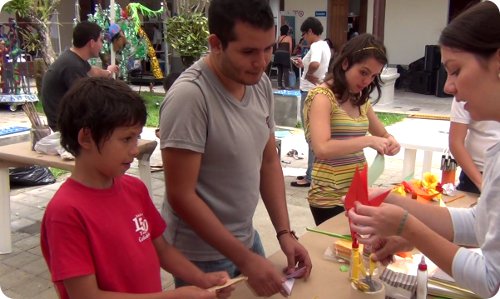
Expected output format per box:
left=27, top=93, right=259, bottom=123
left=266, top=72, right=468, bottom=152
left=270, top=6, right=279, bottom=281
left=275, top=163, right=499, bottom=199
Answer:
left=303, top=33, right=400, bottom=225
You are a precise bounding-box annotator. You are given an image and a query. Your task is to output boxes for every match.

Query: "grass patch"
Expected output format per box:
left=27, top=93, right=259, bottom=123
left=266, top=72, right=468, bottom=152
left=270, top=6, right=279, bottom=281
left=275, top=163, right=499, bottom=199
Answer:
left=138, top=91, right=165, bottom=127
left=376, top=112, right=406, bottom=126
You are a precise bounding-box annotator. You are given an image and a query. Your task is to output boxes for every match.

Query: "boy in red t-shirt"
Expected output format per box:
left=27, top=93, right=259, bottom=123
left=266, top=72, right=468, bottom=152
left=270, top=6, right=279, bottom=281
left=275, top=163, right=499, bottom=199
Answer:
left=40, top=77, right=232, bottom=299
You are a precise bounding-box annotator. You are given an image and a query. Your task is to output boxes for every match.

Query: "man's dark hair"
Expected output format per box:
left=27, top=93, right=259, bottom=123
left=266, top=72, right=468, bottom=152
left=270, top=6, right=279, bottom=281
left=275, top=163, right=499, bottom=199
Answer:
left=73, top=21, right=102, bottom=48
left=300, top=17, right=323, bottom=36
left=208, top=0, right=274, bottom=49
left=439, top=1, right=500, bottom=63
left=58, top=77, right=147, bottom=156
left=325, top=33, right=388, bottom=106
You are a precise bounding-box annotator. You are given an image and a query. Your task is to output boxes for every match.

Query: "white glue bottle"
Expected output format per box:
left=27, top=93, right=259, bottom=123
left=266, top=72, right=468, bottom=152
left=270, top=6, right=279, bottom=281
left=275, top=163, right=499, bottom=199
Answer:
left=416, top=256, right=428, bottom=299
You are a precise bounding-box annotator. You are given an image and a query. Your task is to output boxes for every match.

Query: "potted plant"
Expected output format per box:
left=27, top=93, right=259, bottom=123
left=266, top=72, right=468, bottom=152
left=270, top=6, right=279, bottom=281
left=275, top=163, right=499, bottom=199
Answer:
left=165, top=0, right=209, bottom=67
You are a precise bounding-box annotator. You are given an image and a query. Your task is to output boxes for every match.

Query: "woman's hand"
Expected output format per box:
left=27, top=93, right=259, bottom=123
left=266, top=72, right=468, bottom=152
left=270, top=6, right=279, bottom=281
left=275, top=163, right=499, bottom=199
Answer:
left=348, top=202, right=408, bottom=239
left=370, top=236, right=414, bottom=266
left=369, top=136, right=389, bottom=155
left=385, top=135, right=400, bottom=156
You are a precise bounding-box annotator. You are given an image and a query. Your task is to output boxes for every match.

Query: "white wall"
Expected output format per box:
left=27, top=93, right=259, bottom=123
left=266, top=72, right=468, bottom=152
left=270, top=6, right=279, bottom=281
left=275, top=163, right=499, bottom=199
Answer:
left=384, top=0, right=448, bottom=65
left=283, top=0, right=328, bottom=42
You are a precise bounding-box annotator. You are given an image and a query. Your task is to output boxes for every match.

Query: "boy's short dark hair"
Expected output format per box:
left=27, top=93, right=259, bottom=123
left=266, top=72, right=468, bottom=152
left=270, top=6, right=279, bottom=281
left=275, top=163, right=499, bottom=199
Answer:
left=58, top=77, right=147, bottom=156
left=300, top=17, right=323, bottom=36
left=73, top=21, right=102, bottom=48
left=208, top=0, right=274, bottom=49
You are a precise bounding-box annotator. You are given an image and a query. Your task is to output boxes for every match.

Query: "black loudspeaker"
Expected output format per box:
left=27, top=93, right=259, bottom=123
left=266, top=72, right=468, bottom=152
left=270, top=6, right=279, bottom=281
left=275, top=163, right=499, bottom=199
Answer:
left=435, top=65, right=452, bottom=97
left=409, top=71, right=436, bottom=95
left=424, top=45, right=441, bottom=72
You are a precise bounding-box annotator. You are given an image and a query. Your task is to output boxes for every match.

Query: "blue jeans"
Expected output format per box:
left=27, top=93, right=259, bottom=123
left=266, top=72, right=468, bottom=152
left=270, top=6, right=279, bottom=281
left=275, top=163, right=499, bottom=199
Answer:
left=300, top=90, right=314, bottom=182
left=174, top=231, right=266, bottom=287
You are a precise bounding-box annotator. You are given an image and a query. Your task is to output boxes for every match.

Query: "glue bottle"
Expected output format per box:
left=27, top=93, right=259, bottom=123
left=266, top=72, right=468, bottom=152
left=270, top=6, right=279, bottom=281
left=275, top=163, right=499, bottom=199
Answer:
left=416, top=256, right=428, bottom=299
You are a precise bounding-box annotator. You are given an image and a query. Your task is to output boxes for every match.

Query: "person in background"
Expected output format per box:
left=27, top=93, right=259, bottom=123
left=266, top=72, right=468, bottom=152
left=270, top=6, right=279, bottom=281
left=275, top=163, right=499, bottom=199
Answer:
left=99, top=24, right=128, bottom=70
left=449, top=98, right=500, bottom=194
left=304, top=33, right=400, bottom=225
left=274, top=24, right=293, bottom=89
left=291, top=17, right=331, bottom=188
left=293, top=37, right=309, bottom=58
left=41, top=77, right=232, bottom=299
left=324, top=38, right=335, bottom=70
left=159, top=0, right=311, bottom=297
left=291, top=37, right=307, bottom=82
left=348, top=3, right=500, bottom=298
left=41, top=21, right=119, bottom=132
left=153, top=24, right=163, bottom=51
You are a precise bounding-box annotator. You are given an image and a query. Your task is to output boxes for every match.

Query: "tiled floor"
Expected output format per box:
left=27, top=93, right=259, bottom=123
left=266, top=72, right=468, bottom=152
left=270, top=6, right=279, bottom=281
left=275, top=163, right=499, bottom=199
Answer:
left=0, top=87, right=454, bottom=298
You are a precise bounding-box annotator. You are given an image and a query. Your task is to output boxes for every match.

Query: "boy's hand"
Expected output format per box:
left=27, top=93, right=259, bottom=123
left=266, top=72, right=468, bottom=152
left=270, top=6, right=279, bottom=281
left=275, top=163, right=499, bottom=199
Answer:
left=202, top=271, right=234, bottom=298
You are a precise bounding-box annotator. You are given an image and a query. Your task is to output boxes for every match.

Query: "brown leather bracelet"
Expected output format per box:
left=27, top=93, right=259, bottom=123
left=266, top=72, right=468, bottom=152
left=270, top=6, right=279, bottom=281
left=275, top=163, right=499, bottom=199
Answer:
left=276, top=229, right=299, bottom=240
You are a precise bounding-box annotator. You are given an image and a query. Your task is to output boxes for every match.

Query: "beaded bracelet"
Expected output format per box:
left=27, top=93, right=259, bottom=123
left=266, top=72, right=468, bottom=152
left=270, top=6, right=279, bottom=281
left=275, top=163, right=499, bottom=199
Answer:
left=396, top=210, right=409, bottom=236
left=276, top=229, right=299, bottom=240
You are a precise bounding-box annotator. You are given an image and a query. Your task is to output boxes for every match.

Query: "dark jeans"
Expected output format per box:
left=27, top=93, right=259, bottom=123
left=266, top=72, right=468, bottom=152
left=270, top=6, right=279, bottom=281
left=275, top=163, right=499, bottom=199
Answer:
left=277, top=64, right=290, bottom=88
left=309, top=205, right=345, bottom=226
left=174, top=231, right=266, bottom=287
left=456, top=170, right=481, bottom=194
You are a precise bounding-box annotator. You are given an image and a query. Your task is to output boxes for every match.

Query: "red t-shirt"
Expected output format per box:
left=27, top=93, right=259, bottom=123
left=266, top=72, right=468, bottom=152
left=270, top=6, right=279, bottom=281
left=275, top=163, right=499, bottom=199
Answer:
left=41, top=175, right=166, bottom=298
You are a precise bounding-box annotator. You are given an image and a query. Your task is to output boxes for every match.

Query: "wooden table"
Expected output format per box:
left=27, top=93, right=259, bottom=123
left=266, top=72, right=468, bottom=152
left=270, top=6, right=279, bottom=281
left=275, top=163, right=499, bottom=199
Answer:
left=232, top=192, right=477, bottom=298
left=0, top=140, right=157, bottom=254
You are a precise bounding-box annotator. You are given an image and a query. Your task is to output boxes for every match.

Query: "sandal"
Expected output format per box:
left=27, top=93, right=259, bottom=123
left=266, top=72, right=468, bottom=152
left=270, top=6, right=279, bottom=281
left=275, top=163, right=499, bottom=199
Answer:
left=286, top=149, right=298, bottom=157
left=290, top=180, right=311, bottom=187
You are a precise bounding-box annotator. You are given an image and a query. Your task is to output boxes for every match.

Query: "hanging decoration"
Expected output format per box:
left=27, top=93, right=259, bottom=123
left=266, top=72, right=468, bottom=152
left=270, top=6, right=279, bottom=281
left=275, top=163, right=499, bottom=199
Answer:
left=87, top=3, right=164, bottom=80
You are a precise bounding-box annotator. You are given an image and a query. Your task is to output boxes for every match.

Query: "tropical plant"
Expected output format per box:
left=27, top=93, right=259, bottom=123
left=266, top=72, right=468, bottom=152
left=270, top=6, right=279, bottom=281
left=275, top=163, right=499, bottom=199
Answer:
left=2, top=0, right=60, bottom=66
left=165, top=12, right=209, bottom=59
left=19, top=26, right=42, bottom=56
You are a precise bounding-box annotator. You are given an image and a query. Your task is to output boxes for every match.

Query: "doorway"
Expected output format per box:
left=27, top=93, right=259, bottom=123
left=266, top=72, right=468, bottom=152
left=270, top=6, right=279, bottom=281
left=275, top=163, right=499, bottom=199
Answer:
left=327, top=0, right=367, bottom=53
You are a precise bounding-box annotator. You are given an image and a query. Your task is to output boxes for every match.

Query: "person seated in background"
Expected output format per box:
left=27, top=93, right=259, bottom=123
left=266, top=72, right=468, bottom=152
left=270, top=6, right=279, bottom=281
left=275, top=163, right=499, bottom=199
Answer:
left=41, top=21, right=119, bottom=132
left=41, top=77, right=231, bottom=299
left=449, top=98, right=500, bottom=194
